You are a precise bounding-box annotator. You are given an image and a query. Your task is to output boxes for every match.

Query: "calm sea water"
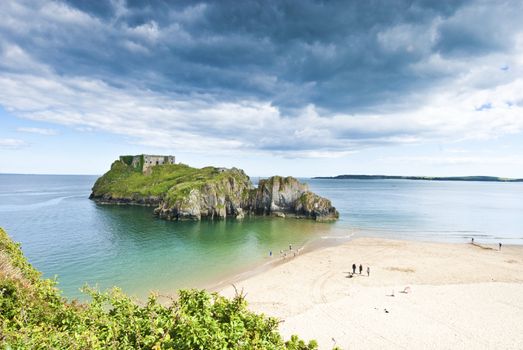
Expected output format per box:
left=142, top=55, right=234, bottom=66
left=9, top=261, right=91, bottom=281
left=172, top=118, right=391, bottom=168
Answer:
left=1, top=174, right=522, bottom=299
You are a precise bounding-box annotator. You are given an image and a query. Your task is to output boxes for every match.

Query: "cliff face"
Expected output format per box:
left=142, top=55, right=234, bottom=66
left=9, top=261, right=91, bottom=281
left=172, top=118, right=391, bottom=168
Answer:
left=247, top=176, right=338, bottom=220
left=295, top=191, right=339, bottom=221
left=248, top=176, right=307, bottom=215
left=90, top=160, right=338, bottom=221
left=154, top=169, right=251, bottom=220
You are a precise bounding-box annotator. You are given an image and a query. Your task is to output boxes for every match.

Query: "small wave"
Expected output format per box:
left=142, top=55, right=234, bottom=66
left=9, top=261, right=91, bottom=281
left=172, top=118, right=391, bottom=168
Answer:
left=0, top=195, right=80, bottom=212
left=0, top=191, right=73, bottom=197
left=321, top=235, right=353, bottom=240
left=320, top=230, right=356, bottom=240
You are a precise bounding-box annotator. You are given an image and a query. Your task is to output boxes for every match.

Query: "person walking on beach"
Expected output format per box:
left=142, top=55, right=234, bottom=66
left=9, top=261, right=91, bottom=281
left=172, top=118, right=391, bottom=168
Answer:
left=367, top=266, right=370, bottom=277
left=352, top=263, right=356, bottom=274
left=499, top=242, right=502, bottom=251
left=471, top=237, right=474, bottom=244
left=359, top=264, right=363, bottom=274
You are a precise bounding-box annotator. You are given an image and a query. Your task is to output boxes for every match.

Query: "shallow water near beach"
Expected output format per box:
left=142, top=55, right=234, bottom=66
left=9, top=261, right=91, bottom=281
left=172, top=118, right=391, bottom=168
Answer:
left=1, top=174, right=522, bottom=299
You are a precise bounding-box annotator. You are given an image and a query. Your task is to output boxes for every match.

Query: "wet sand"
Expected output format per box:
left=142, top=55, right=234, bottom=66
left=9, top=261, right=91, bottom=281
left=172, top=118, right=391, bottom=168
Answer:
left=219, top=237, right=523, bottom=349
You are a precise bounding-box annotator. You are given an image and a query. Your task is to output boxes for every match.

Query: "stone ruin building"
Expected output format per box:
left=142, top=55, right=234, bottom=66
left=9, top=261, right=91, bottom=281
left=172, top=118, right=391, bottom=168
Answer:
left=119, top=154, right=175, bottom=174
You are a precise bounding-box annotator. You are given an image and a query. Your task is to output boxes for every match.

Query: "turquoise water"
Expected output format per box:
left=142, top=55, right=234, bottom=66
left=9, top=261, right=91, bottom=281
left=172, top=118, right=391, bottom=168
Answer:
left=1, top=174, right=522, bottom=299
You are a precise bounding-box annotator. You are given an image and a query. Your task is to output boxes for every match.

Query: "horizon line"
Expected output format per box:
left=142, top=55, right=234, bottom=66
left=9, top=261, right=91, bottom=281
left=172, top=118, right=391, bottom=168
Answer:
left=1, top=172, right=522, bottom=180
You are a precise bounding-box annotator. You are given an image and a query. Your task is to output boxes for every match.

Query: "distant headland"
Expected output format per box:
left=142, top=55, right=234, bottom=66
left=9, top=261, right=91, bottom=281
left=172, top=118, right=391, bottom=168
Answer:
left=313, top=175, right=523, bottom=182
left=90, top=154, right=339, bottom=221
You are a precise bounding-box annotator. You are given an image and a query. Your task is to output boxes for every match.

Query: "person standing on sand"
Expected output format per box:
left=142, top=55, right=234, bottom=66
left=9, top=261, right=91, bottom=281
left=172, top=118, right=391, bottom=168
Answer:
left=471, top=237, right=474, bottom=244
left=359, top=264, right=363, bottom=274
left=499, top=242, right=502, bottom=251
left=367, top=266, right=370, bottom=277
left=352, top=263, right=356, bottom=274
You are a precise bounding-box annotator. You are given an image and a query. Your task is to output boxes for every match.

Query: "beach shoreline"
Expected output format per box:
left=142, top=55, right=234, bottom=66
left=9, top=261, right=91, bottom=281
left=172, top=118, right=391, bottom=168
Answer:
left=205, top=228, right=359, bottom=293
left=207, top=229, right=513, bottom=294
left=218, top=236, right=523, bottom=349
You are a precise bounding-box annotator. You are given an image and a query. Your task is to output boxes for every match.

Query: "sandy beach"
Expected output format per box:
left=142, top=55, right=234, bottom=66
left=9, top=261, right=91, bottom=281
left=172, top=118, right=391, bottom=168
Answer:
left=219, top=237, right=523, bottom=349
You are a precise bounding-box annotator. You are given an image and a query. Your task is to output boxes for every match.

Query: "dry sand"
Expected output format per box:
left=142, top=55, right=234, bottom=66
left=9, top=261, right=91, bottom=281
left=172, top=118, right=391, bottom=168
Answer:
left=219, top=237, right=523, bottom=349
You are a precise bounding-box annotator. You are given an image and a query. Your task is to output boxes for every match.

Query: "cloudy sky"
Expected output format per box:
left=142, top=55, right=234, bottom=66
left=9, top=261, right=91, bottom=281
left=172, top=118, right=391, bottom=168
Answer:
left=1, top=0, right=522, bottom=177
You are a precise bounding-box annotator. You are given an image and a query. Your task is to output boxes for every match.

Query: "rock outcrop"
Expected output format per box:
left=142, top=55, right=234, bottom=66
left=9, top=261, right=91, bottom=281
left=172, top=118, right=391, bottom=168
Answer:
left=153, top=169, right=251, bottom=220
left=247, top=176, right=338, bottom=220
left=90, top=160, right=339, bottom=221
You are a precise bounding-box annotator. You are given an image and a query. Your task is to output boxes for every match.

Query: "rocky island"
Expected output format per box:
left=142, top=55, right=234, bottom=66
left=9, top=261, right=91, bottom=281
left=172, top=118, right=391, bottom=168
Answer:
left=90, top=155, right=339, bottom=221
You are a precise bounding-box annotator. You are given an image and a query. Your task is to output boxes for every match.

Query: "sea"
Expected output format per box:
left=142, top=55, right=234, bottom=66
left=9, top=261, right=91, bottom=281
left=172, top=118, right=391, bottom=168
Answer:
left=1, top=174, right=522, bottom=300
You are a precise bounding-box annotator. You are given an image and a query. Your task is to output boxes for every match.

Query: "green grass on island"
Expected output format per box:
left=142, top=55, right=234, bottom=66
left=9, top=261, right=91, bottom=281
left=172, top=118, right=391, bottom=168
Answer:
left=91, top=161, right=252, bottom=206
left=0, top=227, right=320, bottom=349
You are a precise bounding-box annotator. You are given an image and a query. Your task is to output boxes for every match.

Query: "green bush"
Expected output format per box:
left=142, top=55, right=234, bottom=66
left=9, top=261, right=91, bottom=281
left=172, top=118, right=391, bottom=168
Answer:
left=0, top=228, right=318, bottom=349
left=119, top=156, right=135, bottom=166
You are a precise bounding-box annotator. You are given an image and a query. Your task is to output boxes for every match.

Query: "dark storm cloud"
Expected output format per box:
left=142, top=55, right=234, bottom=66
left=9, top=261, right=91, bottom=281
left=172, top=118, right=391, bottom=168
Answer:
left=3, top=0, right=507, bottom=114
left=433, top=1, right=518, bottom=57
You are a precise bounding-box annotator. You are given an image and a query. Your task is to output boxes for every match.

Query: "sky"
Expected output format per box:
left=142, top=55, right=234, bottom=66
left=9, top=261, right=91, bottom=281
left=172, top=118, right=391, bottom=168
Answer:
left=1, top=0, right=523, bottom=177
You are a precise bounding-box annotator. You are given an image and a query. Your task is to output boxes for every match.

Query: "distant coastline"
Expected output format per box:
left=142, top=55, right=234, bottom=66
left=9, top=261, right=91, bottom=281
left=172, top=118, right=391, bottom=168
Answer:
left=313, top=175, right=523, bottom=182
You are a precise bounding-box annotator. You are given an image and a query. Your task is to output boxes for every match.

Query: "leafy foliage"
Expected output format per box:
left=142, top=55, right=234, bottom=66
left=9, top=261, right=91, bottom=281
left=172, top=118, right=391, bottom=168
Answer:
left=119, top=155, right=135, bottom=166
left=0, top=228, right=318, bottom=349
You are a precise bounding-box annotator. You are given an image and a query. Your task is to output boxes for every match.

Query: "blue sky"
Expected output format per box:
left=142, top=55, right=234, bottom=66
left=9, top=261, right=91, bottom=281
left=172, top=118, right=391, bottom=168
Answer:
left=1, top=0, right=523, bottom=177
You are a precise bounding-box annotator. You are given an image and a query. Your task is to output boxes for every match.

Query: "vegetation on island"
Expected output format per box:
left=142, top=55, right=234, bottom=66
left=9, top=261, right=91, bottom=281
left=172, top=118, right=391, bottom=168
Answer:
left=90, top=159, right=339, bottom=221
left=90, top=161, right=250, bottom=205
left=0, top=228, right=319, bottom=349
left=313, top=175, right=523, bottom=182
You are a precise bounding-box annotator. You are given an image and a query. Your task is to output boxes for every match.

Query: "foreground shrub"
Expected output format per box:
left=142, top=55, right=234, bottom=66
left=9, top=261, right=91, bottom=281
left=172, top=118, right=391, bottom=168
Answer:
left=0, top=228, right=317, bottom=349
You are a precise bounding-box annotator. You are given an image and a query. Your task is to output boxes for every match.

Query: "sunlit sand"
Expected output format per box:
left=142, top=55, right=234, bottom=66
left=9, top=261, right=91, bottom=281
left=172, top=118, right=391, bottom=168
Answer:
left=220, top=237, right=523, bottom=349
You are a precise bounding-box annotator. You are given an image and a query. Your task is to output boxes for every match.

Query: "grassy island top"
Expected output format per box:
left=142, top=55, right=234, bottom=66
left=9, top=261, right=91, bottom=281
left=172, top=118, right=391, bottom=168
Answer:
left=91, top=161, right=252, bottom=203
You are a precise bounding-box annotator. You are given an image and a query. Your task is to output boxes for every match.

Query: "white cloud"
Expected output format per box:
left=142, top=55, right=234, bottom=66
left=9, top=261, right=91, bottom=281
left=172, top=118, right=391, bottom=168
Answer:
left=377, top=21, right=437, bottom=54
left=17, top=127, right=57, bottom=135
left=0, top=0, right=522, bottom=160
left=0, top=138, right=27, bottom=149
left=122, top=40, right=149, bottom=54
left=126, top=21, right=160, bottom=43
left=0, top=48, right=522, bottom=158
left=39, top=1, right=95, bottom=25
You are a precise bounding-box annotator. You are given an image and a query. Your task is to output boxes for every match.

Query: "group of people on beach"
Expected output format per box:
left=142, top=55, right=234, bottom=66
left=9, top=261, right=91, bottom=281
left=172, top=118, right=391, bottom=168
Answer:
left=350, top=263, right=370, bottom=277
left=269, top=243, right=300, bottom=259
